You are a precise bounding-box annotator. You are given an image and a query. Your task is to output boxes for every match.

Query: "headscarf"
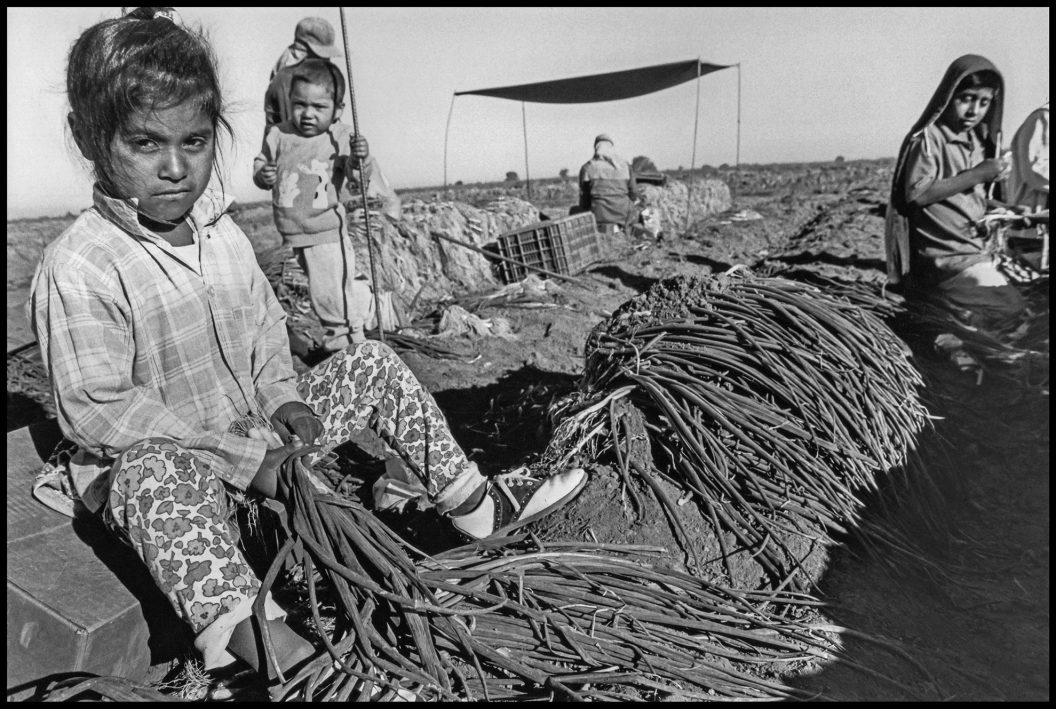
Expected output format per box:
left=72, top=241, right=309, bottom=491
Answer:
left=884, top=54, right=1004, bottom=285
left=594, top=137, right=617, bottom=167
left=1007, top=101, right=1049, bottom=210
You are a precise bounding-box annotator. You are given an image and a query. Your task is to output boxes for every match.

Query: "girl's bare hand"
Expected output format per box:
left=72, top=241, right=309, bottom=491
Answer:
left=246, top=426, right=284, bottom=448
left=250, top=440, right=305, bottom=500
left=996, top=150, right=1013, bottom=181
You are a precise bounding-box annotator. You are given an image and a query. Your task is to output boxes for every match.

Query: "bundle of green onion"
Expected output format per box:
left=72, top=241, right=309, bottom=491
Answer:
left=542, top=269, right=930, bottom=589
left=260, top=449, right=840, bottom=701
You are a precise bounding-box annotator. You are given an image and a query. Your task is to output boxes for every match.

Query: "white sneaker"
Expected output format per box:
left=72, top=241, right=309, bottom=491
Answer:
left=449, top=467, right=588, bottom=540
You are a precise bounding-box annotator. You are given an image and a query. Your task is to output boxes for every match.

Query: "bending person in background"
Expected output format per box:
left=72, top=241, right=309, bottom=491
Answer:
left=1005, top=101, right=1049, bottom=270
left=576, top=133, right=640, bottom=233
left=884, top=53, right=1024, bottom=332
left=1008, top=101, right=1050, bottom=213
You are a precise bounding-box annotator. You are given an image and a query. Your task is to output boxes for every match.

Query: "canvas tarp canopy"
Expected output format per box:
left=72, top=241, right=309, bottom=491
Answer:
left=453, top=59, right=731, bottom=104
left=444, top=58, right=740, bottom=198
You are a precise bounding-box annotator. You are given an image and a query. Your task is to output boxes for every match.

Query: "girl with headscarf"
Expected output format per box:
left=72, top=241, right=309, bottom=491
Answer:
left=884, top=54, right=1024, bottom=329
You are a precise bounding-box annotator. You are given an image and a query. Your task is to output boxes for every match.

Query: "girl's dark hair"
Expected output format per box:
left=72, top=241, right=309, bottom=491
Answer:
left=955, top=69, right=1002, bottom=94
left=291, top=58, right=346, bottom=108
left=66, top=12, right=232, bottom=192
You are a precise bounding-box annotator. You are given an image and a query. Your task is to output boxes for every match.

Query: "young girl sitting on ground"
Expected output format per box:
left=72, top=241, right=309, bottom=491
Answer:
left=29, top=7, right=585, bottom=685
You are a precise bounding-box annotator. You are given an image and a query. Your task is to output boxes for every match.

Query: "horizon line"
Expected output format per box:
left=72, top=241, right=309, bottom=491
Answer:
left=6, top=156, right=895, bottom=222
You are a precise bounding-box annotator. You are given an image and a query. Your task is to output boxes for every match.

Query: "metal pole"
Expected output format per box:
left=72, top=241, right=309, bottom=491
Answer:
left=338, top=6, right=385, bottom=343
left=443, top=93, right=456, bottom=193
left=684, top=57, right=702, bottom=234
left=736, top=62, right=742, bottom=167
left=522, top=101, right=531, bottom=200
left=689, top=57, right=701, bottom=174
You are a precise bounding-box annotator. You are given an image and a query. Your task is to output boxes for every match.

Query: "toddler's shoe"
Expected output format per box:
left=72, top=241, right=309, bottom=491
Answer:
left=449, top=466, right=587, bottom=540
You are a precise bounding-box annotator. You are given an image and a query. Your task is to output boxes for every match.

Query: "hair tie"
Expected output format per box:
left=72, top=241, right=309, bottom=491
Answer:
left=121, top=6, right=184, bottom=25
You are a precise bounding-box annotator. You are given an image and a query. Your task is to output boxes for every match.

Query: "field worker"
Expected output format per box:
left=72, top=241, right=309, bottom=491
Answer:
left=1007, top=101, right=1050, bottom=213
left=29, top=8, right=587, bottom=687
left=1005, top=101, right=1049, bottom=268
left=884, top=54, right=1025, bottom=331
left=577, top=133, right=640, bottom=234
left=254, top=58, right=401, bottom=350
left=264, top=17, right=341, bottom=135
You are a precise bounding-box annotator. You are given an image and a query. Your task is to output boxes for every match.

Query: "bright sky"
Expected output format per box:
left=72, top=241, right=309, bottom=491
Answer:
left=5, top=6, right=1050, bottom=219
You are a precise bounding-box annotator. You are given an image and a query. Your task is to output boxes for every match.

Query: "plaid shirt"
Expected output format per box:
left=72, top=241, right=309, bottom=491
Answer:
left=28, top=186, right=302, bottom=510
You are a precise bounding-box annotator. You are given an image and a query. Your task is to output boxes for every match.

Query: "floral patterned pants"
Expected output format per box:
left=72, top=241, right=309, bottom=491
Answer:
left=103, top=341, right=484, bottom=667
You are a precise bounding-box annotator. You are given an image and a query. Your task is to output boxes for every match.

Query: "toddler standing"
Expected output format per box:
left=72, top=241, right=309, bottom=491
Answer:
left=254, top=58, right=381, bottom=349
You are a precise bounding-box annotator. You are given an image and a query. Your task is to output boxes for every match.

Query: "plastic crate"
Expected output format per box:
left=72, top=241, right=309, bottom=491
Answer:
left=494, top=212, right=600, bottom=283
left=7, top=422, right=154, bottom=698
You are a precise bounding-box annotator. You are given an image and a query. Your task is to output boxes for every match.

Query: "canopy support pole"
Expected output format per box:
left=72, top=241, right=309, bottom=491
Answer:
left=443, top=93, right=456, bottom=193
left=736, top=62, right=742, bottom=167
left=684, top=57, right=702, bottom=234
left=522, top=102, right=531, bottom=199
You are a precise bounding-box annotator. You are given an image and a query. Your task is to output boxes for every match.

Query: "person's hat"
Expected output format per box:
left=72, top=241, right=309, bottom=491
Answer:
left=594, top=133, right=614, bottom=147
left=295, top=17, right=341, bottom=58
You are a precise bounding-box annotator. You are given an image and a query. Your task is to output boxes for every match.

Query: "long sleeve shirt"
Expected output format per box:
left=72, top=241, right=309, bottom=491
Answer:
left=253, top=121, right=375, bottom=247
left=28, top=186, right=303, bottom=511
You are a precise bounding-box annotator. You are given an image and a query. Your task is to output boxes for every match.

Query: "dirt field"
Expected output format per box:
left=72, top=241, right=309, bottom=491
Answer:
left=6, top=160, right=1049, bottom=701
